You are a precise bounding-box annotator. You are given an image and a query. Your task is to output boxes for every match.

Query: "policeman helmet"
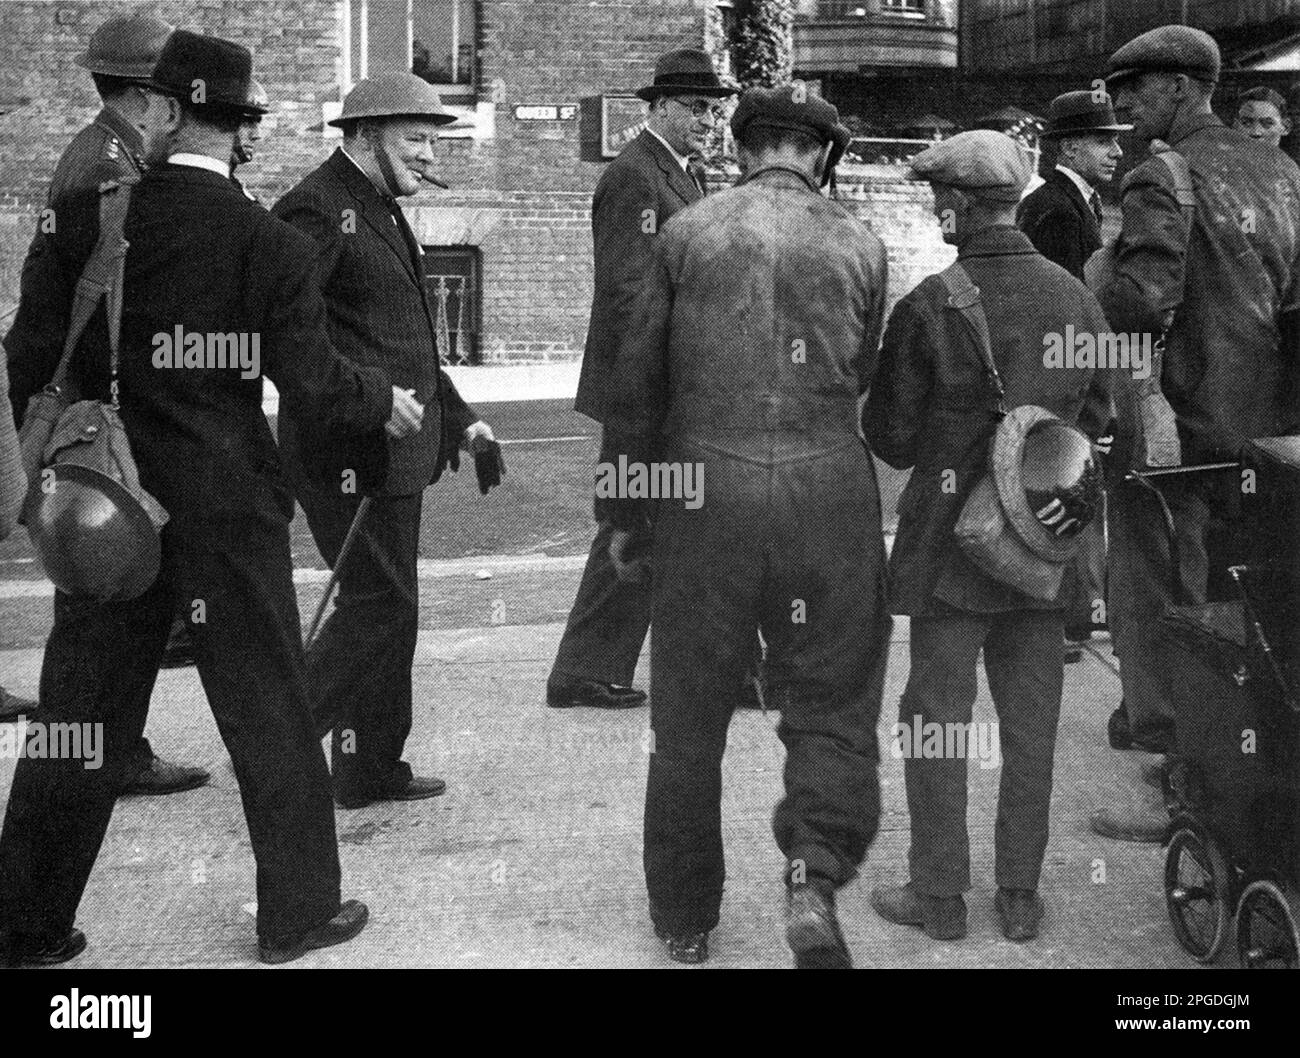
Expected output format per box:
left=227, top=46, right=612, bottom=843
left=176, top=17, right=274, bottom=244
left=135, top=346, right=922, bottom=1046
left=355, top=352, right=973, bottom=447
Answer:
left=328, top=73, right=459, bottom=129
left=75, top=13, right=174, bottom=81
left=24, top=463, right=162, bottom=602
left=993, top=405, right=1103, bottom=561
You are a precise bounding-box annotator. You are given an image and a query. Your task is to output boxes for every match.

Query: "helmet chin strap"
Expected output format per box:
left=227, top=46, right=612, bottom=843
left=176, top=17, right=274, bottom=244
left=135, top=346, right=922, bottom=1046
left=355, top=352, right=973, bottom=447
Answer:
left=363, top=124, right=404, bottom=198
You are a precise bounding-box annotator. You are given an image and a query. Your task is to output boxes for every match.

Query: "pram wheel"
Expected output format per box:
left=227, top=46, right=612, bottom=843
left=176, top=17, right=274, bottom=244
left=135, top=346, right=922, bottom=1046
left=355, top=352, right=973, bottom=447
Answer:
left=1164, top=825, right=1232, bottom=963
left=1236, top=878, right=1300, bottom=968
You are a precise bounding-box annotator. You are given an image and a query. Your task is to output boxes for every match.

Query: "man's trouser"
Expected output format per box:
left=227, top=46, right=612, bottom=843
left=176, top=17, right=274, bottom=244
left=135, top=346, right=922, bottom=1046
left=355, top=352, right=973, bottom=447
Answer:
left=297, top=482, right=422, bottom=800
left=0, top=522, right=342, bottom=947
left=644, top=435, right=890, bottom=937
left=1107, top=475, right=1211, bottom=743
left=901, top=609, right=1065, bottom=897
left=550, top=429, right=653, bottom=688
left=1065, top=502, right=1107, bottom=633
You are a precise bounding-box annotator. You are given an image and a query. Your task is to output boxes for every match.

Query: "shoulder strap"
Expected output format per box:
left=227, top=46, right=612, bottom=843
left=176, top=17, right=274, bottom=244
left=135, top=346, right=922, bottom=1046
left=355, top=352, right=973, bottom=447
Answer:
left=1150, top=146, right=1196, bottom=213
left=50, top=177, right=135, bottom=405
left=939, top=261, right=1006, bottom=417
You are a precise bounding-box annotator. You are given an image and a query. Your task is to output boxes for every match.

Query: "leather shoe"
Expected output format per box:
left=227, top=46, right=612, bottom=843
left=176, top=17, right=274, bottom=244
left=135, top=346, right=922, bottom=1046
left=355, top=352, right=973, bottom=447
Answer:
left=121, top=754, right=210, bottom=796
left=871, top=882, right=967, bottom=940
left=3, top=928, right=87, bottom=967
left=786, top=883, right=852, bottom=968
left=0, top=687, right=36, bottom=722
left=336, top=775, right=447, bottom=808
left=655, top=927, right=708, bottom=964
left=258, top=900, right=369, bottom=964
left=1089, top=805, right=1167, bottom=843
left=995, top=887, right=1044, bottom=942
left=547, top=678, right=646, bottom=709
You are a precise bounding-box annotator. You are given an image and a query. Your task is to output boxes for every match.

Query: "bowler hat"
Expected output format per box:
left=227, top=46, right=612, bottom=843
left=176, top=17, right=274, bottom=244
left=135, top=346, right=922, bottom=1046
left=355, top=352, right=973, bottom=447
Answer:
left=328, top=72, right=459, bottom=127
left=1041, top=91, right=1132, bottom=139
left=148, top=30, right=257, bottom=113
left=635, top=49, right=735, bottom=101
left=1107, top=25, right=1221, bottom=89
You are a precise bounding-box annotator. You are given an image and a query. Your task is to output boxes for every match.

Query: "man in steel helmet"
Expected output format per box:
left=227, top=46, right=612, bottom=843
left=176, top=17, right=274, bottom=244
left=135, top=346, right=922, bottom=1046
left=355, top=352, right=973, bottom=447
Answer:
left=273, top=72, right=496, bottom=810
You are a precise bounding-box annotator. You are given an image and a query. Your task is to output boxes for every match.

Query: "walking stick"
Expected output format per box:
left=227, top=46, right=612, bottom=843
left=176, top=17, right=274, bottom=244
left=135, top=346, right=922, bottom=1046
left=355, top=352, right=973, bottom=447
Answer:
left=304, top=495, right=373, bottom=653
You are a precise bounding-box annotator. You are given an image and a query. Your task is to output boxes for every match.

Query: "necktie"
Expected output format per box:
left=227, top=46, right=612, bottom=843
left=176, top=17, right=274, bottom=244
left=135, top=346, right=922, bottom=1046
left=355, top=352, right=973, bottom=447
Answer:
left=1089, top=190, right=1104, bottom=226
left=687, top=160, right=707, bottom=197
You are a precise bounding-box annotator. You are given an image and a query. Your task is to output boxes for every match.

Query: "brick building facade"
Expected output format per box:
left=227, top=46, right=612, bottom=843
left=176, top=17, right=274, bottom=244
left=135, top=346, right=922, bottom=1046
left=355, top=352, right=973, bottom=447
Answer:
left=0, top=0, right=951, bottom=364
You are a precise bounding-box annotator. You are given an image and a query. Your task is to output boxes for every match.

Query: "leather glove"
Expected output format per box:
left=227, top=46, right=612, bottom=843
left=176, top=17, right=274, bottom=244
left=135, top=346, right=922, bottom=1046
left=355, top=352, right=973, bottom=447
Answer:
left=473, top=438, right=506, bottom=495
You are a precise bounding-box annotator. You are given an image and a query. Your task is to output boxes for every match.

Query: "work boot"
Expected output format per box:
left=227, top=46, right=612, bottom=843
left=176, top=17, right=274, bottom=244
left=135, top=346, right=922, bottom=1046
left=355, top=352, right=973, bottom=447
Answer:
left=871, top=882, right=967, bottom=941
left=786, top=883, right=851, bottom=968
left=1089, top=804, right=1167, bottom=843
left=995, top=888, right=1044, bottom=942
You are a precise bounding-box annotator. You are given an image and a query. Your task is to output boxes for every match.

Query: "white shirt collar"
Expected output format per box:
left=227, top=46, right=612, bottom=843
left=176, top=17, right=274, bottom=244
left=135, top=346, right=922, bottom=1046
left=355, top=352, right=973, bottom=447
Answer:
left=645, top=127, right=693, bottom=171
left=1055, top=164, right=1096, bottom=204
left=168, top=152, right=232, bottom=179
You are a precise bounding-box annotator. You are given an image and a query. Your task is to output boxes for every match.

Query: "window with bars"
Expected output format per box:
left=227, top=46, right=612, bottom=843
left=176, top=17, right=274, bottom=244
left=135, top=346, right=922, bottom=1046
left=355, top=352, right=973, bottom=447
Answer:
left=423, top=246, right=482, bottom=366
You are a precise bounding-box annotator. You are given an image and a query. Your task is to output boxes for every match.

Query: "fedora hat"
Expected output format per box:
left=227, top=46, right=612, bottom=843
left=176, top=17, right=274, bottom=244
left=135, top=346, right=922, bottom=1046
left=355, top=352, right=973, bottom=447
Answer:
left=1041, top=91, right=1132, bottom=139
left=635, top=49, right=735, bottom=101
left=148, top=30, right=257, bottom=114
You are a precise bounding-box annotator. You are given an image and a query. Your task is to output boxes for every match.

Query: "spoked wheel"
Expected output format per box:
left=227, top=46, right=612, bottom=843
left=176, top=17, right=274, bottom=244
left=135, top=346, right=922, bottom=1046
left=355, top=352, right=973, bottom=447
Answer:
left=1236, top=879, right=1300, bottom=969
left=1164, top=825, right=1233, bottom=963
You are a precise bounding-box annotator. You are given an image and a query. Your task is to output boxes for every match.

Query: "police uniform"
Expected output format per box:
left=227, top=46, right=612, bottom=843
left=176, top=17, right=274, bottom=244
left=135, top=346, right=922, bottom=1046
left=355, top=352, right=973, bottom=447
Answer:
left=603, top=89, right=891, bottom=964
left=1095, top=27, right=1300, bottom=752
left=865, top=131, right=1111, bottom=939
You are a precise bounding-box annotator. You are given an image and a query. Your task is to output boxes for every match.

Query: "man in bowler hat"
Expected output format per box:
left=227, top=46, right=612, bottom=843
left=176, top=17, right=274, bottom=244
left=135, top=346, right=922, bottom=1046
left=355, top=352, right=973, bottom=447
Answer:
left=1017, top=90, right=1128, bottom=656
left=2, top=11, right=210, bottom=794
left=0, top=31, right=422, bottom=965
left=548, top=49, right=736, bottom=711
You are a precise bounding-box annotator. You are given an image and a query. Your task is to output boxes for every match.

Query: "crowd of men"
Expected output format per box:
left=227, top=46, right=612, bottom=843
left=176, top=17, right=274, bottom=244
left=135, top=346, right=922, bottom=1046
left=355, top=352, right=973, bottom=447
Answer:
left=0, top=14, right=1297, bottom=969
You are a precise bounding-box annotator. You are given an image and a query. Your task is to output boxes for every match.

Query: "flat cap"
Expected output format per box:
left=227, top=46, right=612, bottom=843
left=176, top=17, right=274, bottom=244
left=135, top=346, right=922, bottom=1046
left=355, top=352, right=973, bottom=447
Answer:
left=731, top=84, right=844, bottom=146
left=908, top=129, right=1032, bottom=202
left=1107, top=25, right=1221, bottom=88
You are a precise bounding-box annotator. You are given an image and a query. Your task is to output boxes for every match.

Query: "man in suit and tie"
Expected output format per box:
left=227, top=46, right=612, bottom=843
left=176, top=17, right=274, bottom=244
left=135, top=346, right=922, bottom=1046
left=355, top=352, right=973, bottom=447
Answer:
left=274, top=73, right=492, bottom=808
left=548, top=49, right=736, bottom=711
left=1017, top=90, right=1126, bottom=658
left=1, top=31, right=420, bottom=965
left=3, top=11, right=210, bottom=794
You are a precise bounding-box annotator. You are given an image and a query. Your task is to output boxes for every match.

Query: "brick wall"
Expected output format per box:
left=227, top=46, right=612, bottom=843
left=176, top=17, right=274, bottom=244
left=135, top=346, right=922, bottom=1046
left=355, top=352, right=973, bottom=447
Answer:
left=0, top=0, right=954, bottom=364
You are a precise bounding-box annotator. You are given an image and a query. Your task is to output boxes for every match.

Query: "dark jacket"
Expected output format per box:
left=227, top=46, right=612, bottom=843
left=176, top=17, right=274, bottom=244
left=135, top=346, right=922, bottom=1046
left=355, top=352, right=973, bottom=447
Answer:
left=272, top=149, right=477, bottom=496
left=1096, top=114, right=1300, bottom=465
left=1016, top=167, right=1102, bottom=281
left=4, top=162, right=393, bottom=544
left=865, top=226, right=1112, bottom=617
left=602, top=165, right=888, bottom=524
left=575, top=129, right=704, bottom=424
left=46, top=106, right=146, bottom=205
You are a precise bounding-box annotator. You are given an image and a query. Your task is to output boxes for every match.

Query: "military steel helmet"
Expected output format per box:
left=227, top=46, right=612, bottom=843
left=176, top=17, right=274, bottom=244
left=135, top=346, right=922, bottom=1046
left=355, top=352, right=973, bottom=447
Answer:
left=993, top=406, right=1102, bottom=561
left=75, top=13, right=174, bottom=80
left=328, top=72, right=459, bottom=128
left=23, top=464, right=162, bottom=602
